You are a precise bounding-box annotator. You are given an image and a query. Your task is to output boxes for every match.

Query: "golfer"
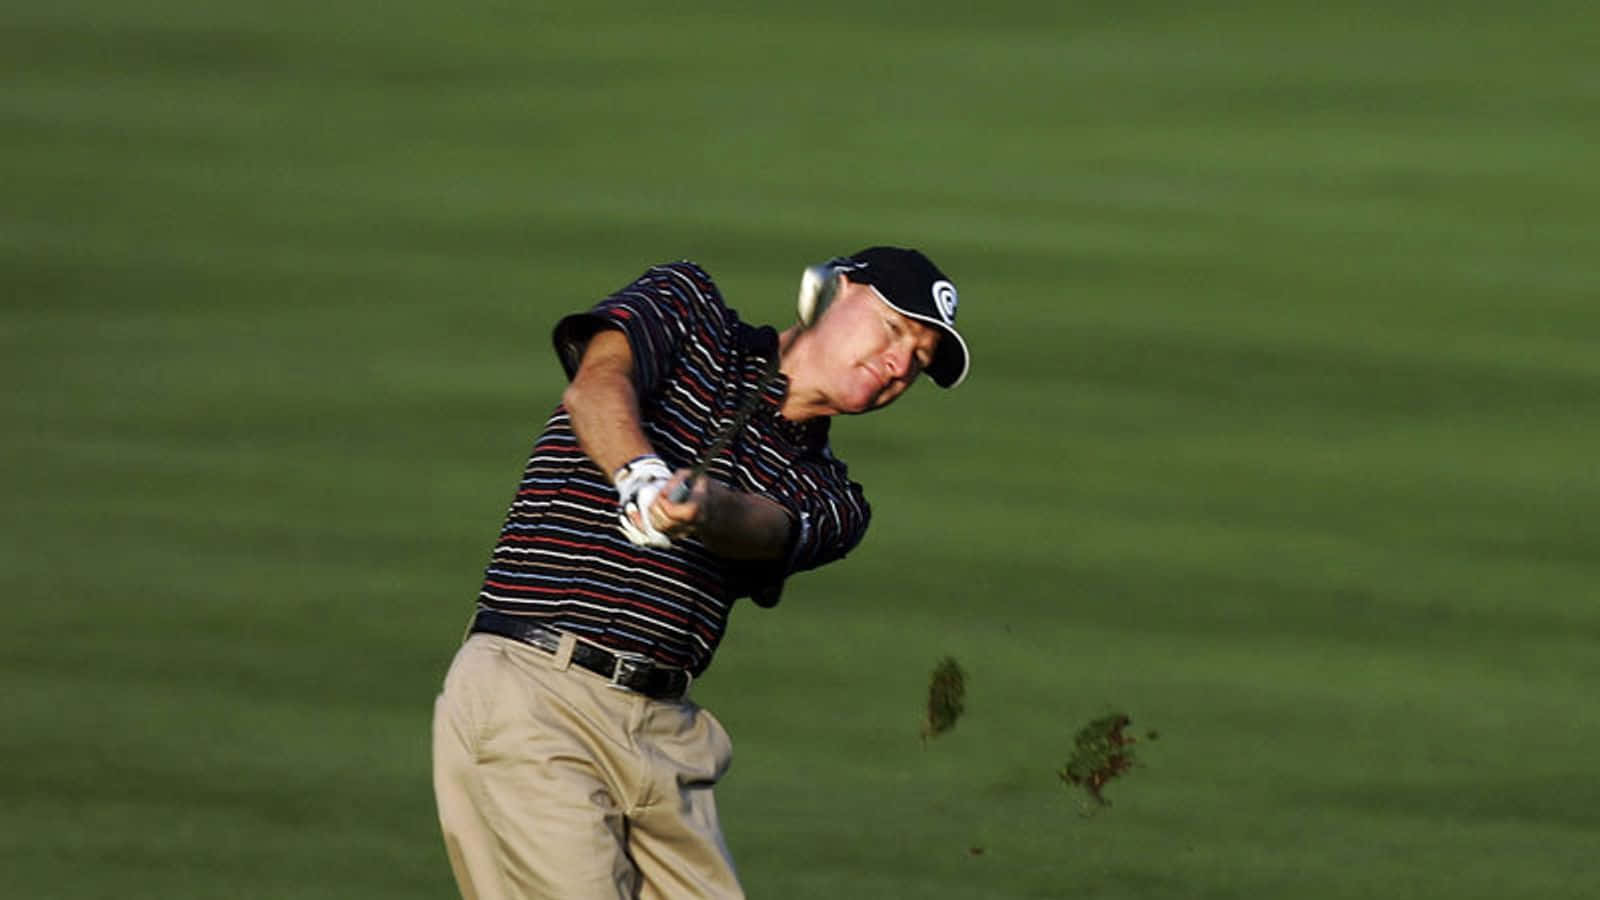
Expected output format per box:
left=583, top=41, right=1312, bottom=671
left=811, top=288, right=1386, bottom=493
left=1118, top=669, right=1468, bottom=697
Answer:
left=432, top=247, right=971, bottom=899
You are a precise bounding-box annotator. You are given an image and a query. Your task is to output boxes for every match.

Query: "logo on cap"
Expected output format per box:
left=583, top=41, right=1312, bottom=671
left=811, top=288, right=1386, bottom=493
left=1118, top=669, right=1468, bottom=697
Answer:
left=931, top=280, right=958, bottom=324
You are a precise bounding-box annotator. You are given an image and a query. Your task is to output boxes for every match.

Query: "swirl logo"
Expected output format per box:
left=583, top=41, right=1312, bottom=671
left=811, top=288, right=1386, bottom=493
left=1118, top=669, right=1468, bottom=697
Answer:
left=931, top=280, right=958, bottom=323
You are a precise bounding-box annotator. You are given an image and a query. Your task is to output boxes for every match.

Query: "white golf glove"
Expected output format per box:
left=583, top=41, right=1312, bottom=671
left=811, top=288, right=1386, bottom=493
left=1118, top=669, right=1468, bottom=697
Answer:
left=613, top=454, right=674, bottom=548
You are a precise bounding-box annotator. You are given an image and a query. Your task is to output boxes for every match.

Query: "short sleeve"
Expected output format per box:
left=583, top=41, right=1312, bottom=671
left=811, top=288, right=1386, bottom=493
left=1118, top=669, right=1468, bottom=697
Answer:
left=551, top=263, right=727, bottom=397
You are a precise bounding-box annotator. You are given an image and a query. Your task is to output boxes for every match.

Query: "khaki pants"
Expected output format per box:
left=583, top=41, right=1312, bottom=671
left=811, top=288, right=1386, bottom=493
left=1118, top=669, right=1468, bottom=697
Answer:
left=433, top=633, right=744, bottom=900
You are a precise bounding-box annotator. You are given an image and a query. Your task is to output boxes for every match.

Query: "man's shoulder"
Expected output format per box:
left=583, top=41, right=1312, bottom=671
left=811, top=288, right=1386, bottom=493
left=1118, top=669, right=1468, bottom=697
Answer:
left=631, top=261, right=750, bottom=341
left=641, top=260, right=723, bottom=301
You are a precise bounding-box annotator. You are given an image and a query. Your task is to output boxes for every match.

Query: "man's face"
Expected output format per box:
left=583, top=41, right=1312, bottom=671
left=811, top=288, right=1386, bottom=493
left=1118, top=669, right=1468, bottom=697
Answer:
left=808, top=279, right=942, bottom=415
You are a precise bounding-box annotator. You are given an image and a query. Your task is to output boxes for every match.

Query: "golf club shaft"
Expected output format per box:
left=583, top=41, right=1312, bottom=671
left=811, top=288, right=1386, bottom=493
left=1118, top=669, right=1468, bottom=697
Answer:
left=667, top=264, right=836, bottom=504
left=667, top=349, right=783, bottom=502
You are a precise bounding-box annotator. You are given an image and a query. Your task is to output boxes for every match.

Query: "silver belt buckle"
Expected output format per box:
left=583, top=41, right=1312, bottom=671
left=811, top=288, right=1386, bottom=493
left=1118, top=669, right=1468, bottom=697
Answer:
left=607, top=651, right=654, bottom=691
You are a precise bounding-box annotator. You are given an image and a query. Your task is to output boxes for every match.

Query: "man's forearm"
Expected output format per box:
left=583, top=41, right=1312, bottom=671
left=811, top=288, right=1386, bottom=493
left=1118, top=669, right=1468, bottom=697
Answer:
left=694, top=484, right=794, bottom=560
left=562, top=333, right=654, bottom=481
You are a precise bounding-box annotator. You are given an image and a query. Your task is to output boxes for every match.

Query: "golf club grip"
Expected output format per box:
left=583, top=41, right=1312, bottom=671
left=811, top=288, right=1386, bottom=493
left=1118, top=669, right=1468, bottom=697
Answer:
left=667, top=476, right=694, bottom=503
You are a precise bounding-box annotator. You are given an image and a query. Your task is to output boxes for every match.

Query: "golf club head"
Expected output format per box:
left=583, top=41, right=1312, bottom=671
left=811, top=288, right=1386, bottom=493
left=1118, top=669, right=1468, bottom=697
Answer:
left=797, top=264, right=842, bottom=327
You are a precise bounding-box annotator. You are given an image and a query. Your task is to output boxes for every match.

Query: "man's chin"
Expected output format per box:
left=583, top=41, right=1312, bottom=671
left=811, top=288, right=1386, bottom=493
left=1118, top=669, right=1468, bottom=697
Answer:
left=856, top=391, right=903, bottom=415
left=836, top=395, right=879, bottom=416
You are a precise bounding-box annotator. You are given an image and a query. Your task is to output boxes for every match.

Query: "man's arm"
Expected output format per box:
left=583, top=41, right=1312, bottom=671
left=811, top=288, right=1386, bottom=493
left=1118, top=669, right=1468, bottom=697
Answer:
left=565, top=329, right=794, bottom=560
left=563, top=329, right=656, bottom=476
left=657, top=473, right=795, bottom=561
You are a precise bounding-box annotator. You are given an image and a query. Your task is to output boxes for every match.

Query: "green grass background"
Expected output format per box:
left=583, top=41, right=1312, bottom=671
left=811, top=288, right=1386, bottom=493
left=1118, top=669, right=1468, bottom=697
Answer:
left=5, top=1, right=1596, bottom=897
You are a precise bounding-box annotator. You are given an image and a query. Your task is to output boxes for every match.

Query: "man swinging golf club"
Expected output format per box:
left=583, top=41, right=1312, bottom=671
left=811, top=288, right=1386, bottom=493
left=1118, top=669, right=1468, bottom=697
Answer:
left=432, top=246, right=971, bottom=899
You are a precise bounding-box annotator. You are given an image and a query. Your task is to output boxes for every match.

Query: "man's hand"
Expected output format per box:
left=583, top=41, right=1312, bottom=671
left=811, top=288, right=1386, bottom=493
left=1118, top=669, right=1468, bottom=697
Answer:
left=616, top=459, right=792, bottom=559
left=650, top=471, right=709, bottom=539
left=613, top=455, right=674, bottom=548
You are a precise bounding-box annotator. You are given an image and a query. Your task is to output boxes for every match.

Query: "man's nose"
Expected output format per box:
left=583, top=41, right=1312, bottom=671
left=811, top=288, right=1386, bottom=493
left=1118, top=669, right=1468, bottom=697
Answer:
left=883, top=347, right=911, bottom=378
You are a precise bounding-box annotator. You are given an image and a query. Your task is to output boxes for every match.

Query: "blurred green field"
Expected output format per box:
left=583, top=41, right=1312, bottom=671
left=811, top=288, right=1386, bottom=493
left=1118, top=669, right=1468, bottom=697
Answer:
left=4, top=1, right=1597, bottom=898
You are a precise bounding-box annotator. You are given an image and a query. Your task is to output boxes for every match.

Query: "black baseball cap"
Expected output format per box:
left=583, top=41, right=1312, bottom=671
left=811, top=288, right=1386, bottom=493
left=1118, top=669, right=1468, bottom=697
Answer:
left=831, top=246, right=970, bottom=388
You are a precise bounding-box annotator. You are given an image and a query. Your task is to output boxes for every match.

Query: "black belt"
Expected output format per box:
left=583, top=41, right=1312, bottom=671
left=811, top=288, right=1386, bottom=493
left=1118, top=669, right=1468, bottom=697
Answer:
left=470, top=609, right=691, bottom=701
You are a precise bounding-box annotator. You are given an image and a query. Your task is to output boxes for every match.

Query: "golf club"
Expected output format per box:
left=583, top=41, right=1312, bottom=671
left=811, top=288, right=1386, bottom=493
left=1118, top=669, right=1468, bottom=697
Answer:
left=667, top=263, right=840, bottom=502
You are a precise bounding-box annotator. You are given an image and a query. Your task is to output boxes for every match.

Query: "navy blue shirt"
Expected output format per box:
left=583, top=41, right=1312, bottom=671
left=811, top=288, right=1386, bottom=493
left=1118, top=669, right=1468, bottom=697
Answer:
left=477, top=262, right=871, bottom=675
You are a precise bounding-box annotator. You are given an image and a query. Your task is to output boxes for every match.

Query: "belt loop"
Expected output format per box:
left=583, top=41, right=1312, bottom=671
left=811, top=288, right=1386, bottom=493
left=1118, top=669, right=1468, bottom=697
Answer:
left=552, top=632, right=577, bottom=672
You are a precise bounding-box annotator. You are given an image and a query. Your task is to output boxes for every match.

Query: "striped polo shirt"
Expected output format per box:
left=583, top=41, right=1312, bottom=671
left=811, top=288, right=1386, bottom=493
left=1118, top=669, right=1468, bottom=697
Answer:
left=477, top=262, right=871, bottom=675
